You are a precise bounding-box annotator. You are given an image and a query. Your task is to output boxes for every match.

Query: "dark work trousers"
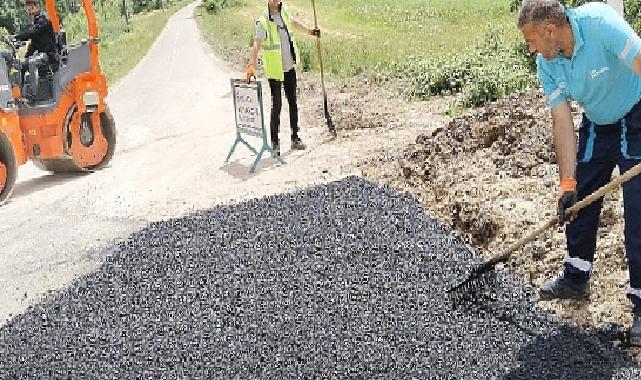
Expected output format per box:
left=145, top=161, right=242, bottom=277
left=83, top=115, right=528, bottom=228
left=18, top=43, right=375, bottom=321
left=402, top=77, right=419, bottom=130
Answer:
left=268, top=68, right=299, bottom=145
left=21, top=52, right=50, bottom=98
left=564, top=99, right=641, bottom=311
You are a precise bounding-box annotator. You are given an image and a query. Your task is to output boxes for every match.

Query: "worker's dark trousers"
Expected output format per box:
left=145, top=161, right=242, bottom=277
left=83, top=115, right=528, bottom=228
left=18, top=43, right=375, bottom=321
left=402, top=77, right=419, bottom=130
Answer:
left=565, top=100, right=641, bottom=311
left=268, top=68, right=299, bottom=145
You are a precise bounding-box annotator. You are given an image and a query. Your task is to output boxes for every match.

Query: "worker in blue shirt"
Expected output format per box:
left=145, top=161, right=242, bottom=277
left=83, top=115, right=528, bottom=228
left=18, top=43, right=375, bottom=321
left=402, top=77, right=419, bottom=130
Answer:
left=518, top=0, right=641, bottom=343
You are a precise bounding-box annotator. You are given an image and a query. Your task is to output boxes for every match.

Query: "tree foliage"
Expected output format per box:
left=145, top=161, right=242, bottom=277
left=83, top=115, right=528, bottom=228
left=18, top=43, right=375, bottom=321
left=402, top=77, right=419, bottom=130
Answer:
left=0, top=0, right=174, bottom=35
left=0, top=0, right=29, bottom=33
left=202, top=0, right=245, bottom=14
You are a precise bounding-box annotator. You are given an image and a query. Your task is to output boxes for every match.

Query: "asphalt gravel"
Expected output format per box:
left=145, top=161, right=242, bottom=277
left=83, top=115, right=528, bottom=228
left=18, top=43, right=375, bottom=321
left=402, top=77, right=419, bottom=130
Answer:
left=0, top=177, right=639, bottom=379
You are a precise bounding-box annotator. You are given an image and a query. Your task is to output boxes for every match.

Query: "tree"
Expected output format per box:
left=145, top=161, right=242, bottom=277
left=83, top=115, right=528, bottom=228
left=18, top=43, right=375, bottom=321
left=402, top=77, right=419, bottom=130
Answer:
left=0, top=2, right=21, bottom=33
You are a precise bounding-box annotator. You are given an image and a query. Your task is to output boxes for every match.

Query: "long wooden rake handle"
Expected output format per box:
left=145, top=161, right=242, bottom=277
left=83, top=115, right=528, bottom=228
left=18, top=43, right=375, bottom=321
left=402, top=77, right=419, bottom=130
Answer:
left=311, top=0, right=326, bottom=97
left=310, top=0, right=337, bottom=137
left=487, top=160, right=641, bottom=268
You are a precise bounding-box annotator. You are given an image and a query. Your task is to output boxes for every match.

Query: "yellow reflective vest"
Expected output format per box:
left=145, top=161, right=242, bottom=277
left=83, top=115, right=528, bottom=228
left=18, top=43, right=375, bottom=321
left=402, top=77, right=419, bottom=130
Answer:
left=257, top=5, right=300, bottom=81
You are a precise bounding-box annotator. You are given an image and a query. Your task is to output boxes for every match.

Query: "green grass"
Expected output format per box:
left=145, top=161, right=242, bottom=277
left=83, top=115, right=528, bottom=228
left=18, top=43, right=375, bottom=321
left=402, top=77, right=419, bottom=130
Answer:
left=63, top=0, right=191, bottom=84
left=196, top=0, right=537, bottom=106
left=296, top=0, right=522, bottom=78
left=196, top=0, right=521, bottom=78
left=100, top=4, right=190, bottom=83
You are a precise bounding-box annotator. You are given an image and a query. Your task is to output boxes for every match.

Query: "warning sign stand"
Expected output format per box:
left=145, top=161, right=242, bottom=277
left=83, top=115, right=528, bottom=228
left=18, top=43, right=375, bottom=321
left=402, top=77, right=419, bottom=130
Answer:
left=226, top=79, right=285, bottom=173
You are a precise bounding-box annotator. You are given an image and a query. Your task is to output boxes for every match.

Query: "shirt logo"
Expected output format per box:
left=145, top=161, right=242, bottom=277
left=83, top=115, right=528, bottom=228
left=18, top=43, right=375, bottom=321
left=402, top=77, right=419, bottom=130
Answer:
left=590, top=66, right=610, bottom=79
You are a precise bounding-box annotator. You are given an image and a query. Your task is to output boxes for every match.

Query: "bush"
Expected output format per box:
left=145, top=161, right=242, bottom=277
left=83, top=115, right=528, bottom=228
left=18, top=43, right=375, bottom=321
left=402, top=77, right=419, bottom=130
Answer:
left=131, top=0, right=175, bottom=13
left=203, top=0, right=244, bottom=14
left=387, top=27, right=537, bottom=107
left=298, top=43, right=313, bottom=73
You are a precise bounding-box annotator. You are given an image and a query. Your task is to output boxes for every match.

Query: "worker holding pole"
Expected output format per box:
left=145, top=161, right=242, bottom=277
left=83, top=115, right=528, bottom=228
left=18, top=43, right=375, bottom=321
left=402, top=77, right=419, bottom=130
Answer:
left=246, top=0, right=320, bottom=157
left=517, top=0, right=641, bottom=343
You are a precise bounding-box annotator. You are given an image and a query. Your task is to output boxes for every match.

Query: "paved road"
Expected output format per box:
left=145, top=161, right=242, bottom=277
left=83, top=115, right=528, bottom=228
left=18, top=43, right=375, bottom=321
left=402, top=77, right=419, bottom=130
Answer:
left=0, top=1, right=346, bottom=325
left=1, top=177, right=639, bottom=378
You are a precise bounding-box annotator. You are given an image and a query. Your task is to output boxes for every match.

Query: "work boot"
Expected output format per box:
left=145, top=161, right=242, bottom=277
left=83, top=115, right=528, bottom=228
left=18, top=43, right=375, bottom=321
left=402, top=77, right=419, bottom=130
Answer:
left=539, top=272, right=590, bottom=300
left=631, top=311, right=641, bottom=346
left=291, top=137, right=306, bottom=150
left=272, top=141, right=280, bottom=157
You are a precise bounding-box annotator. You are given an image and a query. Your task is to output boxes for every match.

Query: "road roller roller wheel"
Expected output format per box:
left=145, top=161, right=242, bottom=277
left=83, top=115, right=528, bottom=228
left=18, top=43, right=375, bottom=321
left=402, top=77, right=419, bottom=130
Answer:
left=33, top=105, right=117, bottom=173
left=0, top=131, right=17, bottom=205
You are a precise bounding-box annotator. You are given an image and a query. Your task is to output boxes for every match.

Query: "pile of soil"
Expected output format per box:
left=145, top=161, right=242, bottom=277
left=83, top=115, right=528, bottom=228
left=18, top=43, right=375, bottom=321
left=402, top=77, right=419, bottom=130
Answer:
left=366, top=90, right=633, bottom=346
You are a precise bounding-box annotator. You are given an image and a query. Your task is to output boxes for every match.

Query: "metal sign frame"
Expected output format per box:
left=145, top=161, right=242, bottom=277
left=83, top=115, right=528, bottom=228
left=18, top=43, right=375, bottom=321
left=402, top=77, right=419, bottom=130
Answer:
left=226, top=79, right=285, bottom=173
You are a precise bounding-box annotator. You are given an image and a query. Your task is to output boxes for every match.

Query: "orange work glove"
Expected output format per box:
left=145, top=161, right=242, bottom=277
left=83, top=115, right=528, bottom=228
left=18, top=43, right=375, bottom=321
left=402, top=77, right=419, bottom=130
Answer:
left=246, top=63, right=256, bottom=83
left=557, top=178, right=578, bottom=226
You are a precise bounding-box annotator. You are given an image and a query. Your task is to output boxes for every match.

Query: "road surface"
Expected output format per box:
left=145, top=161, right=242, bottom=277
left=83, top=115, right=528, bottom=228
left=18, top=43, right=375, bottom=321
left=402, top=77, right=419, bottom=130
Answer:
left=0, top=1, right=358, bottom=324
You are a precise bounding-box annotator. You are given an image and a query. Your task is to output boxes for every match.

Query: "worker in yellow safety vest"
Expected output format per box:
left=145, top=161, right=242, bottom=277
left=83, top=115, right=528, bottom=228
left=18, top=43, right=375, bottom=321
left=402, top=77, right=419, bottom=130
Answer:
left=246, top=0, right=320, bottom=156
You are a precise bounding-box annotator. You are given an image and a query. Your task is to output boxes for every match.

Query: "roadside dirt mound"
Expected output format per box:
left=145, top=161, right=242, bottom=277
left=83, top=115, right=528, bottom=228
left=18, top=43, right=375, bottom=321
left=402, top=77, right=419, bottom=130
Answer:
left=302, top=82, right=400, bottom=131
left=373, top=90, right=634, bottom=342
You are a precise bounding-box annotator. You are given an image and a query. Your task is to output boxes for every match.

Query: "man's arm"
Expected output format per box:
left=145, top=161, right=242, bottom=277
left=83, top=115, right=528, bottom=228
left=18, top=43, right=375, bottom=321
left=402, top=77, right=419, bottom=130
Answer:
left=291, top=17, right=316, bottom=36
left=291, top=18, right=307, bottom=33
left=15, top=15, right=50, bottom=41
left=246, top=38, right=262, bottom=82
left=551, top=100, right=577, bottom=181
left=248, top=39, right=262, bottom=66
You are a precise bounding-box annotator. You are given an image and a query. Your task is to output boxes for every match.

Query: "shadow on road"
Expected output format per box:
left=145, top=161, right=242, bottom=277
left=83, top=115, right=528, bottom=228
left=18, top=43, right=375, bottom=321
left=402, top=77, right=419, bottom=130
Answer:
left=502, top=324, right=634, bottom=379
left=10, top=172, right=88, bottom=201
left=219, top=153, right=290, bottom=180
left=454, top=277, right=638, bottom=379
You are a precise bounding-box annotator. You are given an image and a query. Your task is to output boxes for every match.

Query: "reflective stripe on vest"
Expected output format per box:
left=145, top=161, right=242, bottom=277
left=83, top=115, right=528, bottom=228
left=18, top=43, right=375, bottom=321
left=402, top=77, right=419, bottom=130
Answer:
left=257, top=5, right=299, bottom=81
left=263, top=43, right=281, bottom=51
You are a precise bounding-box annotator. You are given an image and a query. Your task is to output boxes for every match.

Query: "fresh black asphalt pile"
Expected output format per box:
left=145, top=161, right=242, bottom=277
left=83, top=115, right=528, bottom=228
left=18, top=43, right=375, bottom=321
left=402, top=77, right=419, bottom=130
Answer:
left=0, top=177, right=639, bottom=378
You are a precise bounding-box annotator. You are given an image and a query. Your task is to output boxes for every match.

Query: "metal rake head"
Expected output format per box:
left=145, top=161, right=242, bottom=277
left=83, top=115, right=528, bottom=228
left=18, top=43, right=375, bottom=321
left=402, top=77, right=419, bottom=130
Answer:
left=447, top=261, right=500, bottom=306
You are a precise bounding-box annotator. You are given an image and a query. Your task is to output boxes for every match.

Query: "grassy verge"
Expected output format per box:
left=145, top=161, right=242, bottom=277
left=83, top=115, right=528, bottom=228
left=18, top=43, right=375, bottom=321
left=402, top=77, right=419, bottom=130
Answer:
left=196, top=0, right=537, bottom=106
left=193, top=0, right=257, bottom=68
left=64, top=0, right=192, bottom=84
left=100, top=3, right=190, bottom=84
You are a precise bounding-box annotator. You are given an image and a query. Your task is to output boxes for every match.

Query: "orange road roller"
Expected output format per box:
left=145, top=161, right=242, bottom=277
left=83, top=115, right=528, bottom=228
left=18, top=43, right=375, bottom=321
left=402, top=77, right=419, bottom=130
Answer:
left=0, top=0, right=116, bottom=205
